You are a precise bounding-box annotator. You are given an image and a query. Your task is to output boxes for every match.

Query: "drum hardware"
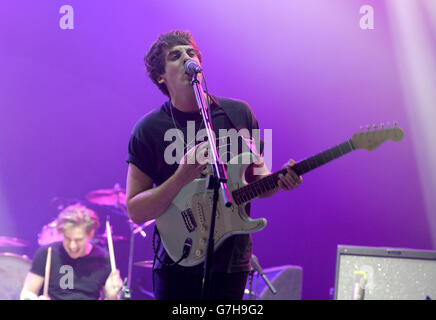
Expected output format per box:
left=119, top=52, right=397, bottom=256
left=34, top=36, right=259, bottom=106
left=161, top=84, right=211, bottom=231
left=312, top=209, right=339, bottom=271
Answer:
left=0, top=236, right=28, bottom=248
left=95, top=233, right=128, bottom=244
left=0, top=252, right=32, bottom=300
left=50, top=196, right=82, bottom=212
left=86, top=183, right=155, bottom=299
left=85, top=183, right=126, bottom=207
left=133, top=260, right=154, bottom=268
left=37, top=184, right=156, bottom=298
left=37, top=220, right=62, bottom=246
left=85, top=184, right=129, bottom=217
left=137, top=285, right=155, bottom=299
left=124, top=217, right=148, bottom=299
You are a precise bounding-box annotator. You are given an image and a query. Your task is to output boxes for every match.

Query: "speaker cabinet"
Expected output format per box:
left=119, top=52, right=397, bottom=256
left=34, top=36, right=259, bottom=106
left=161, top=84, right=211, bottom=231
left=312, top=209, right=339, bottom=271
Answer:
left=334, top=245, right=436, bottom=300
left=244, top=265, right=302, bottom=300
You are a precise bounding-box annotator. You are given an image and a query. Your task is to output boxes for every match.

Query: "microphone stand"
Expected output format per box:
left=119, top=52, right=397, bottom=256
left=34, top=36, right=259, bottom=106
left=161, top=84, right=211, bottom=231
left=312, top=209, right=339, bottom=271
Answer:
left=247, top=268, right=256, bottom=300
left=251, top=254, right=277, bottom=296
left=190, top=72, right=233, bottom=300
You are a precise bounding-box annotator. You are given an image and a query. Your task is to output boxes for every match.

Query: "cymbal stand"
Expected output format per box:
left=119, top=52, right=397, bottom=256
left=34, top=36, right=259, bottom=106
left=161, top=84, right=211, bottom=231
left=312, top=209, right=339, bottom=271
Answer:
left=116, top=201, right=147, bottom=300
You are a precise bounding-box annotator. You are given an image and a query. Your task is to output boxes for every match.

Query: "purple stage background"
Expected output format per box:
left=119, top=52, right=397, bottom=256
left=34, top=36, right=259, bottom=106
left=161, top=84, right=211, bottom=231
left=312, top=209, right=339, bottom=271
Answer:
left=1, top=1, right=435, bottom=299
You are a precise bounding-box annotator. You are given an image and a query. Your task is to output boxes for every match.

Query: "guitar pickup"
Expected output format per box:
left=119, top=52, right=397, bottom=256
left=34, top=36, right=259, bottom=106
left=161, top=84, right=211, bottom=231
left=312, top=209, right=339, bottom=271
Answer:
left=181, top=208, right=197, bottom=233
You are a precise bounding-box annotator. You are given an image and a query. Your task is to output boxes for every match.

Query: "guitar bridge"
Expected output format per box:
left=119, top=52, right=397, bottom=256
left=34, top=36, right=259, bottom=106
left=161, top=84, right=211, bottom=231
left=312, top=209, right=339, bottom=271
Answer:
left=181, top=208, right=197, bottom=233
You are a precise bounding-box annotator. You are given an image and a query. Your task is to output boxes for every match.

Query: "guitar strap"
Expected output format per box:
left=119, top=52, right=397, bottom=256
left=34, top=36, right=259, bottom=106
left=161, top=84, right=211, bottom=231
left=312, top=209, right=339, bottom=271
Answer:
left=217, top=97, right=264, bottom=154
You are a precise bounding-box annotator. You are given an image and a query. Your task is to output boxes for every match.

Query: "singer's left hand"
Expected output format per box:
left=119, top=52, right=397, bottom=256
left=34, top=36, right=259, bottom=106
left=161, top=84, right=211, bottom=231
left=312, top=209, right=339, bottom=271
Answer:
left=278, top=159, right=302, bottom=191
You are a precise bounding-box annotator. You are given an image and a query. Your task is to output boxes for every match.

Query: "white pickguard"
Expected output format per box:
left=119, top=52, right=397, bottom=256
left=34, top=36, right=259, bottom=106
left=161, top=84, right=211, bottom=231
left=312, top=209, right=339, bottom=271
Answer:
left=156, top=152, right=267, bottom=267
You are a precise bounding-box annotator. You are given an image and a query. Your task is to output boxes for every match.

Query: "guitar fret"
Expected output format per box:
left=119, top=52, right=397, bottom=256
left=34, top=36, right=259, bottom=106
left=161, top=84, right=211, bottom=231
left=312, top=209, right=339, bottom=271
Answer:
left=249, top=188, right=256, bottom=199
left=340, top=143, right=347, bottom=155
left=266, top=175, right=275, bottom=190
left=311, top=156, right=318, bottom=169
left=232, top=190, right=241, bottom=205
left=243, top=191, right=250, bottom=203
left=237, top=191, right=244, bottom=205
left=259, top=181, right=266, bottom=194
left=236, top=193, right=242, bottom=204
left=253, top=183, right=259, bottom=196
left=325, top=149, right=331, bottom=161
left=348, top=140, right=355, bottom=151
left=270, top=174, right=279, bottom=188
left=329, top=148, right=335, bottom=158
left=338, top=143, right=345, bottom=155
left=315, top=154, right=322, bottom=167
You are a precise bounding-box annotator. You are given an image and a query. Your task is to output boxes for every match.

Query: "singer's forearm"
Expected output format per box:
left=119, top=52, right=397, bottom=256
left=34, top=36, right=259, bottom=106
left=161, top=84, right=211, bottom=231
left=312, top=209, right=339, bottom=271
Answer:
left=127, top=173, right=185, bottom=224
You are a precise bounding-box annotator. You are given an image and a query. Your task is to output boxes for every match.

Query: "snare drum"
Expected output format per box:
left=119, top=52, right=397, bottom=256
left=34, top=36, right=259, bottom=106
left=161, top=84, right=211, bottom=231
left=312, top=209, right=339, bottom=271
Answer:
left=0, top=253, right=32, bottom=300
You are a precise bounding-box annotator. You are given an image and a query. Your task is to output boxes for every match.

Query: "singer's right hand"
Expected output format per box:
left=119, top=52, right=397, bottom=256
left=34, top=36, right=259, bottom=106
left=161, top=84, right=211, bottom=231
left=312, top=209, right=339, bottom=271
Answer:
left=175, top=141, right=209, bottom=186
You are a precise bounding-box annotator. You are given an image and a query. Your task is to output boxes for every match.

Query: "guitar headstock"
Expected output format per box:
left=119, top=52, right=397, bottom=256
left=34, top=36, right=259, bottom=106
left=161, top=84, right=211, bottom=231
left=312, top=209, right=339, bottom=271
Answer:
left=352, top=122, right=404, bottom=151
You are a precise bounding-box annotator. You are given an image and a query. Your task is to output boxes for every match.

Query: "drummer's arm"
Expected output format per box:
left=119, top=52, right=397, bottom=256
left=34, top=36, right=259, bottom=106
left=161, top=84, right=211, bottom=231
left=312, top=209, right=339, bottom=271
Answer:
left=20, top=272, right=44, bottom=300
left=102, top=270, right=123, bottom=300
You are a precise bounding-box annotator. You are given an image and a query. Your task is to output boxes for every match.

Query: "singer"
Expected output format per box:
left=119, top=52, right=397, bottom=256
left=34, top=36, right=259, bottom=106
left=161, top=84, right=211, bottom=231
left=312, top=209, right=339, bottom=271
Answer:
left=125, top=30, right=302, bottom=300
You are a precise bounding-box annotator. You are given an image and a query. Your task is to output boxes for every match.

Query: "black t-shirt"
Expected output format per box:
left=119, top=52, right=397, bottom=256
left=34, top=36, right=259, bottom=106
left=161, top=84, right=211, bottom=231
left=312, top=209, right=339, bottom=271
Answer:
left=126, top=95, right=260, bottom=273
left=30, top=241, right=111, bottom=300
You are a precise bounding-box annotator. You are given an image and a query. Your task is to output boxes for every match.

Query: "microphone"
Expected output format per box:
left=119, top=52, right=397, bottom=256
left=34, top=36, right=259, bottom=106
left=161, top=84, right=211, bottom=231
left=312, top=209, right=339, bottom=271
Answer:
left=184, top=59, right=202, bottom=75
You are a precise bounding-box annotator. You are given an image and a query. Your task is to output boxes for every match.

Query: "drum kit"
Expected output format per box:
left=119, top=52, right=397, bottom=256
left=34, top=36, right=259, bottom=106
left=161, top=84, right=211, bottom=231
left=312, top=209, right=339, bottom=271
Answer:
left=0, top=237, right=32, bottom=300
left=0, top=183, right=155, bottom=300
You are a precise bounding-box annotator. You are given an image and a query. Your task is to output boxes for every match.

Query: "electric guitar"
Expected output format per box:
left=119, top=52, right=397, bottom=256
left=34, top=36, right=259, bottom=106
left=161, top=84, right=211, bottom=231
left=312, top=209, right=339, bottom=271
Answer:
left=156, top=123, right=404, bottom=266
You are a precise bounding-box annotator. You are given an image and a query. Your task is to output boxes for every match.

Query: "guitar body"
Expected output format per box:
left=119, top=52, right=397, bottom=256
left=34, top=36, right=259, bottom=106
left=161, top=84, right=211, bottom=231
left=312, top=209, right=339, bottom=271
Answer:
left=156, top=152, right=267, bottom=267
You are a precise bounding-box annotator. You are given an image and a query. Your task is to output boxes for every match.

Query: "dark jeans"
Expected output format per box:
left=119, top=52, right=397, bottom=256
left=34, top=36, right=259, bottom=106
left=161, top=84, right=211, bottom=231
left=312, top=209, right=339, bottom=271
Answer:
left=154, top=269, right=249, bottom=300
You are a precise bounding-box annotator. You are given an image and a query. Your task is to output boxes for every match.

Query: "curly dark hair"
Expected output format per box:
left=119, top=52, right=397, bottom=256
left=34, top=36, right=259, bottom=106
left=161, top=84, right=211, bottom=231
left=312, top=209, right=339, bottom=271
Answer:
left=145, top=30, right=202, bottom=97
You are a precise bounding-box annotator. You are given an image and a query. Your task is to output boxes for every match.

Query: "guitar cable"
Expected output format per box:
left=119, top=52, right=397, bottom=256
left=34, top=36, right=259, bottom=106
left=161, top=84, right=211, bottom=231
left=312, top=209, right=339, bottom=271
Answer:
left=151, top=227, right=192, bottom=294
left=152, top=227, right=191, bottom=267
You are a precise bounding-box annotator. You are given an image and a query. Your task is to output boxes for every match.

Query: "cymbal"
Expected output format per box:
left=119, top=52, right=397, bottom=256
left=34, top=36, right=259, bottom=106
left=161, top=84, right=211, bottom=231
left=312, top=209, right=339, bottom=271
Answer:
left=37, top=220, right=63, bottom=246
left=0, top=236, right=28, bottom=248
left=86, top=187, right=126, bottom=207
left=132, top=219, right=155, bottom=235
left=134, top=260, right=153, bottom=268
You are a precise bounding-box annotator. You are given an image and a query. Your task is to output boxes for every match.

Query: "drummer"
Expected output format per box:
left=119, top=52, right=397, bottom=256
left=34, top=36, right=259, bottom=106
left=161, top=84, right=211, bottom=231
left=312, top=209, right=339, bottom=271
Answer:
left=20, top=204, right=123, bottom=300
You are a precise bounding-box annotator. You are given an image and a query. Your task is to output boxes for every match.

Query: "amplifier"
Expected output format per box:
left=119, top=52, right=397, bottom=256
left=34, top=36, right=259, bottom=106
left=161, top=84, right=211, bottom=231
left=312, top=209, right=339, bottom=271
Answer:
left=334, top=245, right=436, bottom=300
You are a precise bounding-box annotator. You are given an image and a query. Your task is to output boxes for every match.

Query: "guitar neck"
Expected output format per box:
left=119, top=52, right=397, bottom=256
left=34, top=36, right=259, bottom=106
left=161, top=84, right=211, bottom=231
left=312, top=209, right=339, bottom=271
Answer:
left=232, top=139, right=356, bottom=205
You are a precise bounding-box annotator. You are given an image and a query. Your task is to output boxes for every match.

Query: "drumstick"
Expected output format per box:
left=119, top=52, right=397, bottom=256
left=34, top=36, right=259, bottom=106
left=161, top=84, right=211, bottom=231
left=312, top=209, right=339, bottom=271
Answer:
left=43, top=246, right=52, bottom=297
left=106, top=219, right=116, bottom=273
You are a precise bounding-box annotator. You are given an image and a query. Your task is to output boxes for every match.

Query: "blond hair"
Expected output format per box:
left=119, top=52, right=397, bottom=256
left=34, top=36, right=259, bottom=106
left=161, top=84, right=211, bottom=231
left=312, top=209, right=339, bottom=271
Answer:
left=56, top=204, right=100, bottom=235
